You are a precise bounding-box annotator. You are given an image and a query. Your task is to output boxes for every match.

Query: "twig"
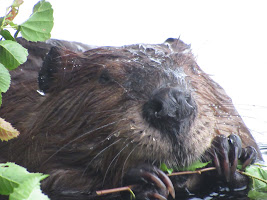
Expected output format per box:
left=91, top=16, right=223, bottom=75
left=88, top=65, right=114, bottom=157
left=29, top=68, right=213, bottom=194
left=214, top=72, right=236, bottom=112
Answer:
left=253, top=163, right=267, bottom=168
left=96, top=167, right=217, bottom=196
left=96, top=185, right=134, bottom=196
left=237, top=169, right=267, bottom=184
left=168, top=167, right=216, bottom=176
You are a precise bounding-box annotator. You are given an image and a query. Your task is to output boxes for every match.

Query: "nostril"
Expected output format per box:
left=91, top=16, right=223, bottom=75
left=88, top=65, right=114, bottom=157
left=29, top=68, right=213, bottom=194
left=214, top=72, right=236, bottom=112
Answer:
left=145, top=99, right=164, bottom=119
left=153, top=101, right=163, bottom=118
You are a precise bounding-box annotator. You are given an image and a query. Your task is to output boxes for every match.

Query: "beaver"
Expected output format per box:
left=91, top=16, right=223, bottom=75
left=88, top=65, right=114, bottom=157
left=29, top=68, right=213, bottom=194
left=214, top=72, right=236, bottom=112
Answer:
left=0, top=38, right=262, bottom=200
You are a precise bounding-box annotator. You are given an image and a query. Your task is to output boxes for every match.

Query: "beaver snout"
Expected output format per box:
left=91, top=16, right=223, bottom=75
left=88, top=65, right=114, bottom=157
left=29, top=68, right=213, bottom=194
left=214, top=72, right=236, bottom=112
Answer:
left=142, top=87, right=196, bottom=135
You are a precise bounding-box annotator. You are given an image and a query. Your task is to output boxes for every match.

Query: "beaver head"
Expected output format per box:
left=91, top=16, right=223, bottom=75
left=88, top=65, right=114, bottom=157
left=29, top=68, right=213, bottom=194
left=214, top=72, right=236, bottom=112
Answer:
left=5, top=38, right=260, bottom=193
left=35, top=39, right=200, bottom=168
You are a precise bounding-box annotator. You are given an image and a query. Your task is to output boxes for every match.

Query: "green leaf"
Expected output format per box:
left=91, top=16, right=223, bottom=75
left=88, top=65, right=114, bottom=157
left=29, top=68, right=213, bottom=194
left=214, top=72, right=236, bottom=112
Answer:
left=0, top=63, right=11, bottom=93
left=20, top=0, right=53, bottom=42
left=0, top=163, right=27, bottom=195
left=178, top=160, right=211, bottom=171
left=0, top=165, right=19, bottom=195
left=0, top=163, right=49, bottom=196
left=245, top=165, right=267, bottom=191
left=0, top=30, right=15, bottom=41
left=240, top=164, right=267, bottom=199
left=10, top=176, right=50, bottom=200
left=160, top=160, right=211, bottom=174
left=160, top=163, right=173, bottom=174
left=0, top=94, right=2, bottom=107
left=0, top=40, right=28, bottom=70
left=248, top=189, right=267, bottom=200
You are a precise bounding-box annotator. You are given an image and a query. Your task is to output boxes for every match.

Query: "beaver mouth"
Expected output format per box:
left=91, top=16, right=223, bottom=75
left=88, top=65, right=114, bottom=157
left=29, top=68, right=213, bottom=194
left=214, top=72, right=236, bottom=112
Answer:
left=142, top=87, right=197, bottom=142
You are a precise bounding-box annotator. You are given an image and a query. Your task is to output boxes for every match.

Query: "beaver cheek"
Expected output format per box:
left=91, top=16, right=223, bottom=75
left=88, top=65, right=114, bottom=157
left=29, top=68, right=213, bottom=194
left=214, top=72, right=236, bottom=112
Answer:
left=142, top=87, right=196, bottom=137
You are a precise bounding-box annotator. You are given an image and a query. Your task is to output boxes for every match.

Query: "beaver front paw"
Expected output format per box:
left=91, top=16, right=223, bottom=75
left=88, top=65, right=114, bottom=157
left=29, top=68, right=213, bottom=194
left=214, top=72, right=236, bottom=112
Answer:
left=122, top=165, right=175, bottom=200
left=211, top=134, right=257, bottom=183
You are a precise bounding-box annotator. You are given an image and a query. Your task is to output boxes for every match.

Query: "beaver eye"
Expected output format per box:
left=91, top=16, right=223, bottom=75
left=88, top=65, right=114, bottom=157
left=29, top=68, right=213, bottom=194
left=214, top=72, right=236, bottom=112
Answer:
left=99, top=70, right=112, bottom=84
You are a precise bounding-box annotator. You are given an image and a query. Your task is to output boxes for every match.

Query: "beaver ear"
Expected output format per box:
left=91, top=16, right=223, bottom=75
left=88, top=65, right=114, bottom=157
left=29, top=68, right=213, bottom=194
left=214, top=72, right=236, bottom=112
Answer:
left=39, top=47, right=83, bottom=93
left=38, top=46, right=62, bottom=93
left=165, top=38, right=191, bottom=52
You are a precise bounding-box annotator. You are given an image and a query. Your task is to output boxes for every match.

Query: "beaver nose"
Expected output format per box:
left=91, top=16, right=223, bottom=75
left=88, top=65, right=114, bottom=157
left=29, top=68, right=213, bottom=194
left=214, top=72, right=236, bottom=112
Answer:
left=143, top=88, right=195, bottom=122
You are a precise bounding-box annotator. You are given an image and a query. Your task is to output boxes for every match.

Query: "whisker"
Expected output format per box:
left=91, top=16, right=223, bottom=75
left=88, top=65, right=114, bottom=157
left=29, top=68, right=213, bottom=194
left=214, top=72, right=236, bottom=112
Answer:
left=102, top=141, right=131, bottom=186
left=82, top=138, right=122, bottom=177
left=42, top=119, right=126, bottom=164
left=114, top=79, right=128, bottom=93
left=88, top=127, right=126, bottom=150
left=120, top=144, right=138, bottom=186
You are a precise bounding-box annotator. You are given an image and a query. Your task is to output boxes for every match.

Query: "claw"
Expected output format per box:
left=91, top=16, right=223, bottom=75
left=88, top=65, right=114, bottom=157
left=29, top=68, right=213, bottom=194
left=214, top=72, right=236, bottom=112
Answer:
left=141, top=171, right=166, bottom=194
left=220, top=146, right=230, bottom=182
left=213, top=135, right=231, bottom=182
left=212, top=148, right=222, bottom=175
left=210, top=134, right=258, bottom=189
left=228, top=134, right=242, bottom=179
left=229, top=146, right=238, bottom=180
left=156, top=168, right=175, bottom=199
left=241, top=146, right=257, bottom=170
left=123, top=165, right=174, bottom=200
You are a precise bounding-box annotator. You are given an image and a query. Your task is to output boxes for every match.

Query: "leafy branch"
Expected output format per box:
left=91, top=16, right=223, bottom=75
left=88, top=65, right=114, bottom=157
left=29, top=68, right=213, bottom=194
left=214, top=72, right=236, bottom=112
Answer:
left=0, top=0, right=54, bottom=107
left=96, top=162, right=267, bottom=200
left=95, top=161, right=213, bottom=197
left=95, top=166, right=217, bottom=196
left=0, top=0, right=54, bottom=199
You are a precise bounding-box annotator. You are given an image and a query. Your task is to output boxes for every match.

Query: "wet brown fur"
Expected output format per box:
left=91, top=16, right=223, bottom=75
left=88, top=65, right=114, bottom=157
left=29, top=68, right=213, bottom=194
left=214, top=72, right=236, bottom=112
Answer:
left=0, top=38, right=261, bottom=198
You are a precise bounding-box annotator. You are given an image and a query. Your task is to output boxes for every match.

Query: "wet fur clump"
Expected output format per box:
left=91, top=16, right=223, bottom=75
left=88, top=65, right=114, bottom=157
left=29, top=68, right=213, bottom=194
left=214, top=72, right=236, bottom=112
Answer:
left=0, top=38, right=261, bottom=199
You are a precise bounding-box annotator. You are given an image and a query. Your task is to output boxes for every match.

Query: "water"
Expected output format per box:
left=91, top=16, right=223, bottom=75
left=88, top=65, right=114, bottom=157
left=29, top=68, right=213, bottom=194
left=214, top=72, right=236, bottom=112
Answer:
left=178, top=189, right=250, bottom=200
